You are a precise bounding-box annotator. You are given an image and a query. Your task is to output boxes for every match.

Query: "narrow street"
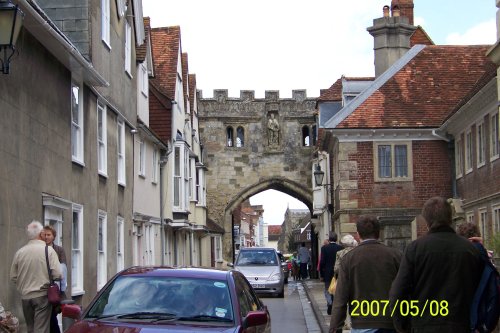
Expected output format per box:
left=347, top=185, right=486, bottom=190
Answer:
left=261, top=281, right=322, bottom=333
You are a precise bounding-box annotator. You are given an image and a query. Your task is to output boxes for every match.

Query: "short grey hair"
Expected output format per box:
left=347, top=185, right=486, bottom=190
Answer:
left=26, top=220, right=43, bottom=240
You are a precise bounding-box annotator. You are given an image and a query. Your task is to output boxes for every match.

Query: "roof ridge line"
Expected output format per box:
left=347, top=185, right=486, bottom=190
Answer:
left=323, top=44, right=426, bottom=129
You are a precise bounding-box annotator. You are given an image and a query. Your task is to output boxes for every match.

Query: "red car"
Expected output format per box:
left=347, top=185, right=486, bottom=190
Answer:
left=65, top=267, right=271, bottom=333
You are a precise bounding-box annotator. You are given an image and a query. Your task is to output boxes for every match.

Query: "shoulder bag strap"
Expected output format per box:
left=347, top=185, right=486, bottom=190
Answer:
left=45, top=245, right=53, bottom=284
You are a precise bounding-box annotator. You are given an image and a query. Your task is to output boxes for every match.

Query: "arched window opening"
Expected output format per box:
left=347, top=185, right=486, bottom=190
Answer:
left=302, top=126, right=310, bottom=147
left=312, top=125, right=317, bottom=146
left=236, top=126, right=244, bottom=147
left=226, top=127, right=234, bottom=147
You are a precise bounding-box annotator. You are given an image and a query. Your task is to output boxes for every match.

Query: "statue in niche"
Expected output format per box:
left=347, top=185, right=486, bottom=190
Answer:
left=267, top=113, right=280, bottom=146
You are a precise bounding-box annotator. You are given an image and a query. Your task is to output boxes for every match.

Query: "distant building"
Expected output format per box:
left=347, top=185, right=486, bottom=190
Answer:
left=267, top=225, right=282, bottom=250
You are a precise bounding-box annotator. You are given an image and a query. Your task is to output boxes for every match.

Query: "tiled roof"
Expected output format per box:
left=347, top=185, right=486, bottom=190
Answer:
left=410, top=26, right=434, bottom=46
left=268, top=225, right=282, bottom=235
left=150, top=26, right=181, bottom=100
left=181, top=53, right=189, bottom=113
left=189, top=74, right=197, bottom=115
left=136, top=17, right=150, bottom=62
left=335, top=45, right=493, bottom=129
left=206, top=218, right=225, bottom=234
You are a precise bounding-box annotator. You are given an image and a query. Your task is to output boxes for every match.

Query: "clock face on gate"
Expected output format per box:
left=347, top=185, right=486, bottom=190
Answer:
left=116, top=0, right=127, bottom=18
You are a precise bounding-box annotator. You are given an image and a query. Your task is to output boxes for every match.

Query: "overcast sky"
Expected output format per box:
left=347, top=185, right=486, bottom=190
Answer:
left=142, top=0, right=497, bottom=225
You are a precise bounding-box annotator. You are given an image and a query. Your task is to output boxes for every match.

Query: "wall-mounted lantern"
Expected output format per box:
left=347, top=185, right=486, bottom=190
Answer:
left=0, top=0, right=24, bottom=74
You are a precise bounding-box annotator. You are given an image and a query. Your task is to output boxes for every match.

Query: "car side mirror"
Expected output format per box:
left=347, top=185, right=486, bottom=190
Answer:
left=227, top=263, right=234, bottom=267
left=61, top=303, right=82, bottom=320
left=281, top=262, right=287, bottom=267
left=243, top=310, right=268, bottom=328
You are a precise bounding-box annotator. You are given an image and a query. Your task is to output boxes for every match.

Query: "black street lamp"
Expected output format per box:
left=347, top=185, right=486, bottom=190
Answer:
left=313, top=164, right=325, bottom=187
left=0, top=0, right=24, bottom=74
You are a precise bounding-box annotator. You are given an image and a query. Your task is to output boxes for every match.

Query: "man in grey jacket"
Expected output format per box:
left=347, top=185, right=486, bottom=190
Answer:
left=10, top=220, right=62, bottom=333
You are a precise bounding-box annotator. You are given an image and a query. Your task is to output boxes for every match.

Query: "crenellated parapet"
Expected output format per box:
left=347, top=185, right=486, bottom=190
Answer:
left=197, top=89, right=313, bottom=103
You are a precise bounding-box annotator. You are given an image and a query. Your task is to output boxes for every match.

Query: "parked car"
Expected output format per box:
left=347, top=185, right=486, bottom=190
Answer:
left=277, top=252, right=289, bottom=284
left=64, top=266, right=271, bottom=333
left=229, top=247, right=285, bottom=298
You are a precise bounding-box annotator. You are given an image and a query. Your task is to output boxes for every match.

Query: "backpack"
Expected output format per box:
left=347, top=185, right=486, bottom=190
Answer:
left=470, top=244, right=500, bottom=333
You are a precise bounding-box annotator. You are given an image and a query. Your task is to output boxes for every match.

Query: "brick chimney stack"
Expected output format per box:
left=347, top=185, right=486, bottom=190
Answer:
left=367, top=1, right=416, bottom=77
left=392, top=0, right=414, bottom=25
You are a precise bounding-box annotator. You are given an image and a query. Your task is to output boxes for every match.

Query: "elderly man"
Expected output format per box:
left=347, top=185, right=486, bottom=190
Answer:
left=10, top=220, right=61, bottom=333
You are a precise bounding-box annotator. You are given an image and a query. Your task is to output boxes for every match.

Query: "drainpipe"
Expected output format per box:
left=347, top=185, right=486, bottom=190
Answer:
left=159, top=159, right=165, bottom=265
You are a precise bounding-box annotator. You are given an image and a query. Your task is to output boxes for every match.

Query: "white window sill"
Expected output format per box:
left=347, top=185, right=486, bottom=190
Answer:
left=102, top=40, right=111, bottom=51
left=118, top=181, right=126, bottom=188
left=71, top=290, right=85, bottom=297
left=72, top=158, right=85, bottom=167
left=98, top=171, right=108, bottom=178
left=465, top=168, right=473, bottom=175
left=477, top=162, right=486, bottom=169
left=490, top=154, right=499, bottom=162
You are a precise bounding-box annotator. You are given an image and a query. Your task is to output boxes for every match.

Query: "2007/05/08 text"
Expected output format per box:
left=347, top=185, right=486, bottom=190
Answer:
left=350, top=300, right=449, bottom=317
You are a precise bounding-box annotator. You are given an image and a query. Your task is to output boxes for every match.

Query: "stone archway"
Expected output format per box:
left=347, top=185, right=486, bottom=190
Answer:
left=223, top=177, right=313, bottom=261
left=198, top=89, right=318, bottom=261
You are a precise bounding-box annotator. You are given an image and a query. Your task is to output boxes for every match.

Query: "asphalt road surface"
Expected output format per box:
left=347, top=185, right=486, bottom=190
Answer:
left=260, top=281, right=312, bottom=333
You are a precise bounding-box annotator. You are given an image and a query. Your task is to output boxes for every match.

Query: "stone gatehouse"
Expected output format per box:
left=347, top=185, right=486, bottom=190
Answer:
left=198, top=89, right=317, bottom=261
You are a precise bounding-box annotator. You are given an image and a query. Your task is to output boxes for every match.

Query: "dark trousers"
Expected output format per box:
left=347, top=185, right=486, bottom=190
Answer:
left=300, top=263, right=308, bottom=279
left=50, top=306, right=61, bottom=333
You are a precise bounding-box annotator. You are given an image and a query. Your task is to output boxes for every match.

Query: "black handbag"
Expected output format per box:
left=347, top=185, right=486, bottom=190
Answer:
left=45, top=245, right=61, bottom=305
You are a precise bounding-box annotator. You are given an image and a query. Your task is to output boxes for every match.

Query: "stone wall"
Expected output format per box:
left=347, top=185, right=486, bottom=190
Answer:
left=198, top=90, right=317, bottom=260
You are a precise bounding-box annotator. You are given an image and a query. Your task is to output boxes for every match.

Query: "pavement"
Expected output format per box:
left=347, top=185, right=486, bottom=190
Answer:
left=301, top=278, right=351, bottom=333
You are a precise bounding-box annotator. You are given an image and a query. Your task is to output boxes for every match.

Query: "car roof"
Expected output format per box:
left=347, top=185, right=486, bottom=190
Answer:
left=118, top=266, right=231, bottom=280
left=239, top=247, right=276, bottom=251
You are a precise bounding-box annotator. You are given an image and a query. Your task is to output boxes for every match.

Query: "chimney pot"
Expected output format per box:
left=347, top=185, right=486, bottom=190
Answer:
left=383, top=5, right=390, bottom=17
left=392, top=5, right=401, bottom=17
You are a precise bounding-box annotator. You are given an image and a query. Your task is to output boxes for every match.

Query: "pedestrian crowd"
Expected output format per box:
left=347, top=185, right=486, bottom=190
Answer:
left=7, top=220, right=68, bottom=333
left=321, top=196, right=499, bottom=333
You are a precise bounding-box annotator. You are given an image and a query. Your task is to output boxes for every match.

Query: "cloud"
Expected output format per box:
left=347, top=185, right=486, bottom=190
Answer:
left=445, top=20, right=496, bottom=45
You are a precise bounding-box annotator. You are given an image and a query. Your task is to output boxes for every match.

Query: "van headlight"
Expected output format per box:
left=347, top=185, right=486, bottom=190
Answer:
left=268, top=272, right=281, bottom=282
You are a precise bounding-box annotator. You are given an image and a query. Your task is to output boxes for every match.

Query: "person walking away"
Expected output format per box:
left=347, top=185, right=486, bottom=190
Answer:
left=389, top=197, right=483, bottom=333
left=43, top=225, right=67, bottom=333
left=332, top=234, right=358, bottom=330
left=298, top=243, right=310, bottom=280
left=10, top=221, right=62, bottom=333
left=320, top=232, right=343, bottom=315
left=330, top=215, right=402, bottom=333
left=318, top=239, right=329, bottom=280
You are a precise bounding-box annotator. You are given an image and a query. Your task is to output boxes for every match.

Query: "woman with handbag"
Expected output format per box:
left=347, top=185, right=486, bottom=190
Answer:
left=43, top=226, right=67, bottom=333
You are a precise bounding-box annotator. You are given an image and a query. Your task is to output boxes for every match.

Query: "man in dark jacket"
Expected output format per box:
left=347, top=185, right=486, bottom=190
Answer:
left=320, top=232, right=343, bottom=315
left=389, top=197, right=483, bottom=333
left=330, top=215, right=402, bottom=333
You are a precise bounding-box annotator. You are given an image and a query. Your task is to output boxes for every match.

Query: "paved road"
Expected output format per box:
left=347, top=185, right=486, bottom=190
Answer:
left=260, top=280, right=321, bottom=333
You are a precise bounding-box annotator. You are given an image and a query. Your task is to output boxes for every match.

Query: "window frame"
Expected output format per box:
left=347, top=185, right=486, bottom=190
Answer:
left=476, top=120, right=486, bottom=168
left=116, top=216, right=124, bottom=273
left=373, top=141, right=413, bottom=182
left=214, top=235, right=223, bottom=263
left=101, top=0, right=111, bottom=48
left=478, top=207, right=487, bottom=241
left=152, top=148, right=158, bottom=184
left=493, top=203, right=500, bottom=234
left=97, top=101, right=108, bottom=176
left=124, top=20, right=132, bottom=76
left=71, top=204, right=84, bottom=296
left=139, top=138, right=146, bottom=177
left=236, top=126, right=245, bottom=147
left=491, top=110, right=499, bottom=161
left=117, top=118, right=126, bottom=186
left=97, top=210, right=108, bottom=291
left=226, top=126, right=234, bottom=147
left=455, top=134, right=464, bottom=179
left=465, top=128, right=473, bottom=174
left=71, top=81, right=84, bottom=165
left=140, top=63, right=148, bottom=97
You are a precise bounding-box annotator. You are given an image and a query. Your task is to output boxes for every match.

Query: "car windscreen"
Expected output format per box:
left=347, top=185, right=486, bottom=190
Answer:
left=86, top=276, right=234, bottom=322
left=236, top=249, right=278, bottom=266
